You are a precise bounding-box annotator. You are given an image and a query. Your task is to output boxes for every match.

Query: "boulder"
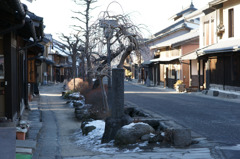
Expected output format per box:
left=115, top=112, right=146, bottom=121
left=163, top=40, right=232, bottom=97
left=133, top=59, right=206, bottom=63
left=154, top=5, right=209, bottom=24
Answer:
left=141, top=134, right=151, bottom=141
left=124, top=107, right=150, bottom=117
left=148, top=133, right=164, bottom=143
left=75, top=109, right=92, bottom=121
left=82, top=125, right=96, bottom=135
left=73, top=101, right=84, bottom=107
left=66, top=100, right=71, bottom=104
left=115, top=122, right=155, bottom=145
left=172, top=128, right=191, bottom=147
left=142, top=120, right=160, bottom=130
left=101, top=115, right=132, bottom=143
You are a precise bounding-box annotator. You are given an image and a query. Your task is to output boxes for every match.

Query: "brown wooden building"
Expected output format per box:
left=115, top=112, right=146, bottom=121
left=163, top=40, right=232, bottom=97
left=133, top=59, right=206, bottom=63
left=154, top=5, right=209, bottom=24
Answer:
left=0, top=1, right=44, bottom=121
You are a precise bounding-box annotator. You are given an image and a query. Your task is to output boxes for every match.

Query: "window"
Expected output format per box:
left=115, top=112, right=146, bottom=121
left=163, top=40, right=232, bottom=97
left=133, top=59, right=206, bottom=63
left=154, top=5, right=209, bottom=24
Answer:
left=204, top=21, right=209, bottom=46
left=228, top=8, right=234, bottom=38
left=204, top=20, right=214, bottom=46
left=211, top=19, right=214, bottom=44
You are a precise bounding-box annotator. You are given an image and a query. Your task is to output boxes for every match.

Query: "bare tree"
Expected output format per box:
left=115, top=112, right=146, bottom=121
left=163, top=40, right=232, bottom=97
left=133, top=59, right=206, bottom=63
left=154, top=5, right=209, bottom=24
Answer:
left=89, top=2, right=146, bottom=112
left=72, top=0, right=98, bottom=85
left=58, top=32, right=84, bottom=90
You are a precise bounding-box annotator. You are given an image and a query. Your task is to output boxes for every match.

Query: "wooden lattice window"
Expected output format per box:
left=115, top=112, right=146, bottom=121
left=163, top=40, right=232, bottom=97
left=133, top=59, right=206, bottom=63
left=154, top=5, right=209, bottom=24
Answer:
left=228, top=8, right=234, bottom=38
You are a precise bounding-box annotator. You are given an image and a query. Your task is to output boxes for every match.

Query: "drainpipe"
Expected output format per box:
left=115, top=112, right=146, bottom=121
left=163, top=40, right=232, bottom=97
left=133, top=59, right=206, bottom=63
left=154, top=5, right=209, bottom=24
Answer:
left=198, top=59, right=201, bottom=91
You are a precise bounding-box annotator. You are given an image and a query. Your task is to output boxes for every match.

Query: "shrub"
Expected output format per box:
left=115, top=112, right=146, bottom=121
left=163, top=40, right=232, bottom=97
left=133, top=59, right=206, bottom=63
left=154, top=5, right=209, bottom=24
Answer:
left=85, top=85, right=109, bottom=120
left=174, top=80, right=183, bottom=89
left=63, top=90, right=74, bottom=99
left=75, top=81, right=91, bottom=97
left=67, top=78, right=84, bottom=91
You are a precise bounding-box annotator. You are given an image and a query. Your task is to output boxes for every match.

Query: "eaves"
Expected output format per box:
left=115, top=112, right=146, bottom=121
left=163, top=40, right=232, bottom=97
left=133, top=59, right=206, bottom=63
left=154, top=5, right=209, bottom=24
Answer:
left=146, top=26, right=191, bottom=44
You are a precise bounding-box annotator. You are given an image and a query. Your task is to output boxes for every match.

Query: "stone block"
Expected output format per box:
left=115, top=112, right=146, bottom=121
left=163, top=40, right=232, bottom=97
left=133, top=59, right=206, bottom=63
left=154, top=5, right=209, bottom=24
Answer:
left=213, top=91, right=219, bottom=97
left=173, top=128, right=191, bottom=147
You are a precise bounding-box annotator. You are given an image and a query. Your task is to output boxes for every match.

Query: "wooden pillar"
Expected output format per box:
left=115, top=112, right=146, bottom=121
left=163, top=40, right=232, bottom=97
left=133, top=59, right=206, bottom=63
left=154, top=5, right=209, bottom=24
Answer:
left=24, top=50, right=29, bottom=107
left=157, top=63, right=160, bottom=85
left=223, top=56, right=225, bottom=90
left=190, top=60, right=192, bottom=87
left=198, top=59, right=201, bottom=91
left=4, top=33, right=17, bottom=120
left=206, top=59, right=210, bottom=90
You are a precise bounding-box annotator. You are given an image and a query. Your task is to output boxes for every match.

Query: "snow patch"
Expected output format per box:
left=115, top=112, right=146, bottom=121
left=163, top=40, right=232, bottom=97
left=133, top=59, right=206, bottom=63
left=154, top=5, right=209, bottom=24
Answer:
left=74, top=120, right=148, bottom=154
left=122, top=122, right=149, bottom=129
left=210, top=88, right=240, bottom=95
left=69, top=92, right=81, bottom=98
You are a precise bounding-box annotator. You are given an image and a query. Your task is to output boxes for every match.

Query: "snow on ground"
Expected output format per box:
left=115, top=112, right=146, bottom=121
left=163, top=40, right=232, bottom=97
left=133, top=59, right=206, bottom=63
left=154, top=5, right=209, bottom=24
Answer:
left=74, top=120, right=118, bottom=154
left=122, top=122, right=149, bottom=129
left=210, top=88, right=240, bottom=95
left=69, top=92, right=81, bottom=98
left=74, top=120, right=153, bottom=154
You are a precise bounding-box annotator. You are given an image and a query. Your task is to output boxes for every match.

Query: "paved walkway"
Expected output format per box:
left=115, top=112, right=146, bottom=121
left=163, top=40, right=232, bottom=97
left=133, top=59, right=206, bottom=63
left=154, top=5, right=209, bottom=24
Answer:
left=27, top=83, right=216, bottom=159
left=63, top=148, right=212, bottom=159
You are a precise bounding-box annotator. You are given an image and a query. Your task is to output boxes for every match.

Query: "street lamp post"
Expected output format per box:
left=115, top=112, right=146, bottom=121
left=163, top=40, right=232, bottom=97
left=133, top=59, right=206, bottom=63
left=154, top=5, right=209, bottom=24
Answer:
left=100, top=19, right=118, bottom=110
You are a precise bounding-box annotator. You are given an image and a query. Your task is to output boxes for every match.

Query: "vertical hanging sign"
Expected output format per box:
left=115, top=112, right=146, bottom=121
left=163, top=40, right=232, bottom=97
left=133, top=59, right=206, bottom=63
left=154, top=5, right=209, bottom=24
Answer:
left=28, top=55, right=36, bottom=83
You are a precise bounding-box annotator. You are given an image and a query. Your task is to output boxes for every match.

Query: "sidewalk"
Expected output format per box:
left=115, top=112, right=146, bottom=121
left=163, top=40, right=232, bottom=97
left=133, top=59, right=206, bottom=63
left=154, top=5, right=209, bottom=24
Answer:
left=16, top=96, right=42, bottom=159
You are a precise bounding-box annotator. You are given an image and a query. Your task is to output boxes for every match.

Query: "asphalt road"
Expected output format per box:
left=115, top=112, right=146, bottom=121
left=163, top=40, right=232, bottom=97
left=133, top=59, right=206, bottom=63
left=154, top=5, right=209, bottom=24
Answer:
left=124, top=82, right=240, bottom=146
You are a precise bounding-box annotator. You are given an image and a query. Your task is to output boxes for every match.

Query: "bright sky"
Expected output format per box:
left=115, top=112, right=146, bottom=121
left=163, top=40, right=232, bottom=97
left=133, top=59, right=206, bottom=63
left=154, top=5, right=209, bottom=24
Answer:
left=22, top=0, right=211, bottom=40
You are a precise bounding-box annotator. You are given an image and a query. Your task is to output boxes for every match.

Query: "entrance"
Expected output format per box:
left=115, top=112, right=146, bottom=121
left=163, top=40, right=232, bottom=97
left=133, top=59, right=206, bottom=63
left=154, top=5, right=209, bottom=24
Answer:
left=0, top=54, right=5, bottom=117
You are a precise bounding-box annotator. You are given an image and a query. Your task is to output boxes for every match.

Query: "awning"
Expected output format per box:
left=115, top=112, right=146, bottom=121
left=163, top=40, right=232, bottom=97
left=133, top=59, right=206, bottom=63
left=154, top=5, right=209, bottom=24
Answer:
left=45, top=59, right=55, bottom=65
left=180, top=51, right=198, bottom=60
left=150, top=56, right=180, bottom=63
left=198, top=38, right=240, bottom=56
left=141, top=61, right=152, bottom=65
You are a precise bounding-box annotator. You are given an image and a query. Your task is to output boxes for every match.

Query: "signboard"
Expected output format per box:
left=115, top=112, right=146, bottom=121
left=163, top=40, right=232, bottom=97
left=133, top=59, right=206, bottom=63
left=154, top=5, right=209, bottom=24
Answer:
left=28, top=55, right=36, bottom=83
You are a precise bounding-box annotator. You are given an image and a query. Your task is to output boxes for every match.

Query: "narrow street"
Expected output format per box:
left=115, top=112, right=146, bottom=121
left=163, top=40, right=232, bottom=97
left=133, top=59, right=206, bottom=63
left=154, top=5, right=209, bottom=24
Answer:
left=124, top=81, right=240, bottom=158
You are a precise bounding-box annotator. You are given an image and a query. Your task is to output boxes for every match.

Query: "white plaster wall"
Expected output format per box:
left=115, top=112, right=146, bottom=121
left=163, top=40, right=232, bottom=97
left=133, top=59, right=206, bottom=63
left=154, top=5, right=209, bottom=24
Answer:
left=192, top=60, right=198, bottom=75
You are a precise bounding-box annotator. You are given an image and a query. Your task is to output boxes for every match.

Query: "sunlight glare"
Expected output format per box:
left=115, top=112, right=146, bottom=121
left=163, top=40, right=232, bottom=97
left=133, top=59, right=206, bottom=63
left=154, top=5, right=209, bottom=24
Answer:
left=124, top=91, right=178, bottom=94
left=40, top=93, right=62, bottom=97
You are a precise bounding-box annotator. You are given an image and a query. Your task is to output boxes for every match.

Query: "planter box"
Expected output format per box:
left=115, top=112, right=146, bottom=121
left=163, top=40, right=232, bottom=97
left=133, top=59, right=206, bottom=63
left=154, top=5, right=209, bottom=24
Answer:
left=16, top=132, right=26, bottom=140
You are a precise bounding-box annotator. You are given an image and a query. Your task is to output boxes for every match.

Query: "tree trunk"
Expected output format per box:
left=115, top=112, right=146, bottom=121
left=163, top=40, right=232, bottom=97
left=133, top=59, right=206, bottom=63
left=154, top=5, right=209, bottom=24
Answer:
left=86, top=55, right=92, bottom=85
left=72, top=54, right=77, bottom=90
left=100, top=76, right=108, bottom=111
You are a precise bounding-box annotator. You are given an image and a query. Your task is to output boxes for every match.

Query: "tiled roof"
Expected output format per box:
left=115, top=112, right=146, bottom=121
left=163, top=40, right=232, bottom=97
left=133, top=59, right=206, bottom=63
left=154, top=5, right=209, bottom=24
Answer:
left=151, top=29, right=199, bottom=50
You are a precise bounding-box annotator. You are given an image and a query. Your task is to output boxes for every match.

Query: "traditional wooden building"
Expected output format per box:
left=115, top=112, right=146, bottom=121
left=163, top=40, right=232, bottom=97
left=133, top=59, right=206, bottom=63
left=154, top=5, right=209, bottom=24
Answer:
left=146, top=2, right=199, bottom=88
left=198, top=0, right=240, bottom=91
left=182, top=0, right=240, bottom=92
left=0, top=0, right=44, bottom=121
